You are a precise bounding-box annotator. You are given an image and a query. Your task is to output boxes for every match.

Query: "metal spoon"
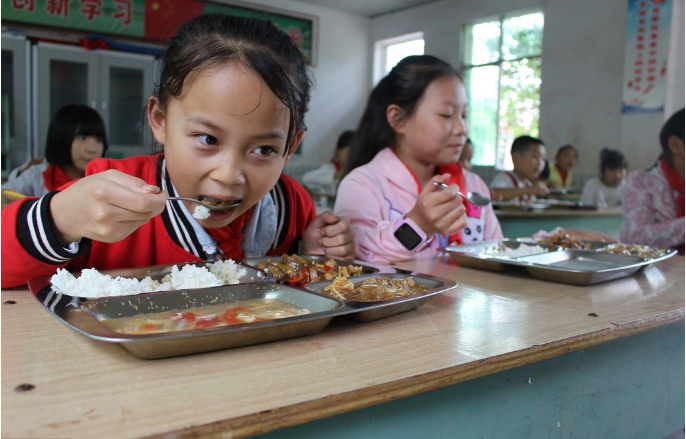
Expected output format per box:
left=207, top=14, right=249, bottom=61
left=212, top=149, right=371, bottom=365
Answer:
left=432, top=180, right=491, bottom=206
left=167, top=196, right=242, bottom=211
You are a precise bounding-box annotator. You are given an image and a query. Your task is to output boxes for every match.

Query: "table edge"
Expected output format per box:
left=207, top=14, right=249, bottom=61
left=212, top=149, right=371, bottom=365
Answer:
left=140, top=309, right=685, bottom=439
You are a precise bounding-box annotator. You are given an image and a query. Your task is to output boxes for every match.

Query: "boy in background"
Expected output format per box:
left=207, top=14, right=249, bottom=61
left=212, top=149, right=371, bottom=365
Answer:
left=490, top=135, right=549, bottom=202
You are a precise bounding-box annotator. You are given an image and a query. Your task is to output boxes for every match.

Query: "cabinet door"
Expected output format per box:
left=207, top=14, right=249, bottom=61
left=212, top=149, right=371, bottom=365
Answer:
left=99, top=51, right=156, bottom=157
left=33, top=42, right=99, bottom=157
left=1, top=35, right=31, bottom=176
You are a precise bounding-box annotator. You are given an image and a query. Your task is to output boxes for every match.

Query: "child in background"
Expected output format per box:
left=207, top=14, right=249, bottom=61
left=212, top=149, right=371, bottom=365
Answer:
left=1, top=13, right=355, bottom=288
left=620, top=108, right=685, bottom=252
left=2, top=105, right=108, bottom=207
left=459, top=139, right=503, bottom=202
left=546, top=144, right=577, bottom=188
left=490, top=135, right=549, bottom=202
left=580, top=148, right=627, bottom=207
left=302, top=129, right=355, bottom=193
left=334, top=55, right=502, bottom=262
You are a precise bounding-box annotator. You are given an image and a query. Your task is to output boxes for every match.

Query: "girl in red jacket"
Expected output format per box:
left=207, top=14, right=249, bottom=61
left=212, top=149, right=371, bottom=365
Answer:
left=2, top=13, right=354, bottom=288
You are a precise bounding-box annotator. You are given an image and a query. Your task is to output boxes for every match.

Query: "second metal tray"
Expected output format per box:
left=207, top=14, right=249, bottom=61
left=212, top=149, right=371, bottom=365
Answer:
left=305, top=273, right=457, bottom=322
left=446, top=239, right=676, bottom=285
left=515, top=250, right=649, bottom=285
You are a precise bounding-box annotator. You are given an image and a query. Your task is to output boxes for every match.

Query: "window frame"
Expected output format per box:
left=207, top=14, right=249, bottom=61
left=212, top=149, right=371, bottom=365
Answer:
left=461, top=9, right=544, bottom=169
left=373, top=31, right=424, bottom=85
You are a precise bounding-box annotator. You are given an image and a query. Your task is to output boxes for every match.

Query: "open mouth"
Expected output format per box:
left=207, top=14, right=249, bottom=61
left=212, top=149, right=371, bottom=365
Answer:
left=198, top=195, right=242, bottom=209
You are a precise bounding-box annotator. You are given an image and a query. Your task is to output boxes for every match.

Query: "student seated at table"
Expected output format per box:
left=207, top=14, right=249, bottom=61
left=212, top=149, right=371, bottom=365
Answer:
left=2, top=104, right=109, bottom=208
left=620, top=108, right=685, bottom=252
left=489, top=135, right=549, bottom=202
left=333, top=55, right=503, bottom=261
left=580, top=148, right=627, bottom=207
left=545, top=143, right=577, bottom=189
left=301, top=129, right=355, bottom=195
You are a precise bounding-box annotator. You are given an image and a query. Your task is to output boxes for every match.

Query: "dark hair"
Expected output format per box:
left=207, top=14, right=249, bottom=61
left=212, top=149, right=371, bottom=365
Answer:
left=556, top=143, right=577, bottom=158
left=510, top=135, right=545, bottom=155
left=154, top=13, right=311, bottom=154
left=336, top=130, right=355, bottom=151
left=343, top=55, right=461, bottom=177
left=659, top=108, right=685, bottom=164
left=599, top=147, right=627, bottom=172
left=44, top=104, right=108, bottom=167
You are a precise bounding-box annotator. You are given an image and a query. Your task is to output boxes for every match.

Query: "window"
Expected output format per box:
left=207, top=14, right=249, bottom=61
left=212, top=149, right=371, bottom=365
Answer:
left=374, top=32, right=424, bottom=85
left=462, top=10, right=544, bottom=169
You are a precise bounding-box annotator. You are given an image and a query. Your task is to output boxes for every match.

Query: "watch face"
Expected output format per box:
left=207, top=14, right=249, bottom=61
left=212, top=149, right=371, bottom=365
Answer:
left=394, top=222, right=423, bottom=250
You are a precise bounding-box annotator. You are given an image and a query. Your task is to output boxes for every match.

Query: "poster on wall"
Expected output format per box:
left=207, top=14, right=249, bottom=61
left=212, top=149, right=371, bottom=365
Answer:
left=621, top=0, right=673, bottom=113
left=2, top=0, right=317, bottom=64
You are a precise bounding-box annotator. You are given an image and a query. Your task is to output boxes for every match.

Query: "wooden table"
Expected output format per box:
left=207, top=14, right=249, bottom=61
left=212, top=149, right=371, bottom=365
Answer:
left=495, top=207, right=624, bottom=238
left=2, top=254, right=684, bottom=439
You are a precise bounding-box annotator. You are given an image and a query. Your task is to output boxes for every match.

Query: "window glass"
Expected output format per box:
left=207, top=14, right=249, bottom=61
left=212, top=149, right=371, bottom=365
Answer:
left=502, top=12, right=544, bottom=60
left=465, top=21, right=500, bottom=65
left=462, top=10, right=544, bottom=168
left=386, top=39, right=425, bottom=73
left=374, top=32, right=424, bottom=84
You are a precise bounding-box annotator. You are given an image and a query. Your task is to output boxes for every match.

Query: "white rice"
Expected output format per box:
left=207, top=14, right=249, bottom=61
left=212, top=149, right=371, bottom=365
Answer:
left=50, top=259, right=247, bottom=298
left=473, top=243, right=548, bottom=258
left=193, top=204, right=211, bottom=220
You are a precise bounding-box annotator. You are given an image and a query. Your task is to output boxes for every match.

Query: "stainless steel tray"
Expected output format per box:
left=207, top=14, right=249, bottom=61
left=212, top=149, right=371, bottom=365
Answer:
left=28, top=263, right=457, bottom=357
left=446, top=239, right=562, bottom=271
left=492, top=201, right=551, bottom=211
left=515, top=250, right=650, bottom=285
left=447, top=239, right=676, bottom=285
left=305, top=273, right=457, bottom=322
left=28, top=276, right=347, bottom=359
left=522, top=238, right=678, bottom=262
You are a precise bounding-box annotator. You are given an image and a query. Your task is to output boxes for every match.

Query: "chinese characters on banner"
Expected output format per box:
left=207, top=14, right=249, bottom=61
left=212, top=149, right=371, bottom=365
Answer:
left=5, top=0, right=144, bottom=37
left=2, top=0, right=316, bottom=64
left=622, top=0, right=673, bottom=113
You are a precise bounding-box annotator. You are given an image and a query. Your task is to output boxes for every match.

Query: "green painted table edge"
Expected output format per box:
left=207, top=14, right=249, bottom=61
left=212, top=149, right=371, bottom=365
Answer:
left=252, top=321, right=685, bottom=439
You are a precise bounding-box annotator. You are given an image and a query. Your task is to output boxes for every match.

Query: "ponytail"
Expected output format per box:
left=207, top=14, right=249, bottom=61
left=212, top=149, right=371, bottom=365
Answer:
left=342, top=55, right=461, bottom=179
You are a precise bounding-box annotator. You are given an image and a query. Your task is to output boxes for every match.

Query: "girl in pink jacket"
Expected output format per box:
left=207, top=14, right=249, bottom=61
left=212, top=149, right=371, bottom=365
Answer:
left=334, top=55, right=502, bottom=262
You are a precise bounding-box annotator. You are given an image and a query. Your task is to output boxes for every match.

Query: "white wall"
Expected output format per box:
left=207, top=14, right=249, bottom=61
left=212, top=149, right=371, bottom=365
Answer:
left=249, top=0, right=371, bottom=173
left=370, top=0, right=685, bottom=174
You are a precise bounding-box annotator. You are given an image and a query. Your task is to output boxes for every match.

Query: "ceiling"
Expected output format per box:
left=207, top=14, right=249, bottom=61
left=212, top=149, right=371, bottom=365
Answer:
left=293, top=0, right=439, bottom=17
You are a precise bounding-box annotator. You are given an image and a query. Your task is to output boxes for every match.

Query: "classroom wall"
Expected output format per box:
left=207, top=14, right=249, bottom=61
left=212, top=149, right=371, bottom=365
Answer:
left=369, top=0, right=685, bottom=174
left=247, top=0, right=371, bottom=176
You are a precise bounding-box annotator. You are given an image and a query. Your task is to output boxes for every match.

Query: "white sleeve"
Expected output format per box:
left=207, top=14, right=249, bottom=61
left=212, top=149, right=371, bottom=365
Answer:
left=580, top=178, right=597, bottom=205
left=490, top=173, right=515, bottom=189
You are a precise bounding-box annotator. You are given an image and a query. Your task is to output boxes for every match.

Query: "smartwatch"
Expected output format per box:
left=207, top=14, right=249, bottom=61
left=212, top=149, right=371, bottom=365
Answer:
left=394, top=218, right=427, bottom=251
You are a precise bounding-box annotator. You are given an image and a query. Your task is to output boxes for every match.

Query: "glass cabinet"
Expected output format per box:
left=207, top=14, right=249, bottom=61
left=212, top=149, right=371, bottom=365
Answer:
left=1, top=35, right=32, bottom=178
left=33, top=42, right=156, bottom=160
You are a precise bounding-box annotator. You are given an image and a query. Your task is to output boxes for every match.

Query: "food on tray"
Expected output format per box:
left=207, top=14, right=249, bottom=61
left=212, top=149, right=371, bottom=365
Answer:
left=536, top=231, right=592, bottom=250
left=50, top=259, right=247, bottom=298
left=596, top=243, right=669, bottom=258
left=257, top=254, right=363, bottom=283
left=537, top=231, right=669, bottom=258
left=467, top=242, right=549, bottom=258
left=100, top=298, right=311, bottom=334
left=321, top=276, right=429, bottom=301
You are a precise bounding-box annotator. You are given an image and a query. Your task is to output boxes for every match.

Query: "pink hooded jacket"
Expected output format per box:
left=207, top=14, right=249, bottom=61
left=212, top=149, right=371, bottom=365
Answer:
left=334, top=148, right=503, bottom=262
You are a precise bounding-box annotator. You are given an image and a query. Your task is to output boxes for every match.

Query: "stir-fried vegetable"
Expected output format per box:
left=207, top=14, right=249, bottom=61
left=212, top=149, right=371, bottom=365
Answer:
left=257, top=254, right=363, bottom=283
